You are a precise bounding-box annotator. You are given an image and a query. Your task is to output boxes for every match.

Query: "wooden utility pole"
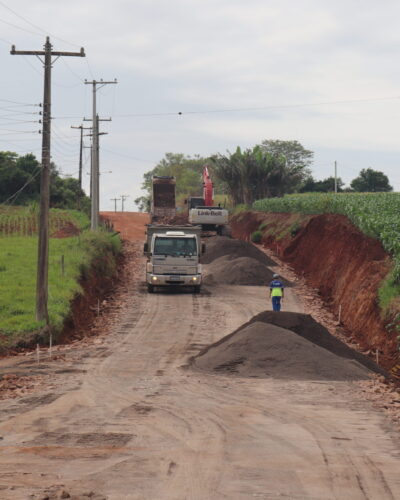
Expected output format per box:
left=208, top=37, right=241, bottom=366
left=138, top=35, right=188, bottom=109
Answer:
left=71, top=124, right=91, bottom=188
left=84, top=116, right=110, bottom=225
left=110, top=197, right=120, bottom=212
left=11, top=37, right=85, bottom=322
left=121, top=194, right=129, bottom=212
left=334, top=160, right=338, bottom=193
left=84, top=79, right=117, bottom=230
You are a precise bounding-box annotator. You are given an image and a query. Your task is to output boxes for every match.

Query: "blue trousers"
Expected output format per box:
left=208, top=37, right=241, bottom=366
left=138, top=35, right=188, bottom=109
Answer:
left=272, top=296, right=282, bottom=311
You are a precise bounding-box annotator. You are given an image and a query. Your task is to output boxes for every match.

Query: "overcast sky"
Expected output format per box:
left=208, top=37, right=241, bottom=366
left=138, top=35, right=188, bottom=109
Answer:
left=1, top=0, right=400, bottom=209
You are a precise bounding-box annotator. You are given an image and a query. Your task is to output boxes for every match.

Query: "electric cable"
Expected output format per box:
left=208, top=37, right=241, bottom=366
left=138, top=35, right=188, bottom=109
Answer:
left=0, top=164, right=42, bottom=206
left=0, top=1, right=81, bottom=48
left=101, top=147, right=156, bottom=164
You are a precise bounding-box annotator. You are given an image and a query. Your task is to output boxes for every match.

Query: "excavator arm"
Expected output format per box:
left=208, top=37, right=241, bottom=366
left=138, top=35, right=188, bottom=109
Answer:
left=202, top=166, right=214, bottom=206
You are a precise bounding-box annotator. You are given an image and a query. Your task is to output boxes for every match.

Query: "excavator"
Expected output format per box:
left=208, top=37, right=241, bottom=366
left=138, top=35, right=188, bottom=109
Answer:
left=188, top=165, right=229, bottom=235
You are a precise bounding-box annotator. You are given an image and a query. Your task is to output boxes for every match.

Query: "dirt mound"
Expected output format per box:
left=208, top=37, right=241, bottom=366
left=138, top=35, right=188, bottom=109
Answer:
left=244, top=311, right=385, bottom=374
left=203, top=256, right=275, bottom=286
left=193, top=320, right=372, bottom=381
left=202, top=236, right=275, bottom=266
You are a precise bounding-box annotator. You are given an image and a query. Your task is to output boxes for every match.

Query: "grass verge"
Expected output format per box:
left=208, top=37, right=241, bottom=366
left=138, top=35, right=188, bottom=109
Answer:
left=0, top=230, right=121, bottom=349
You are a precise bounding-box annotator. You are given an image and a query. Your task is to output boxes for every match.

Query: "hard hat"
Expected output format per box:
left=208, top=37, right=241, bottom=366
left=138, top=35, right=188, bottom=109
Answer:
left=273, top=273, right=279, bottom=278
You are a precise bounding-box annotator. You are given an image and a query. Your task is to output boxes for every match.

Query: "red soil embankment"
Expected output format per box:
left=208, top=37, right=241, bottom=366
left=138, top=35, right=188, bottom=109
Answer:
left=231, top=211, right=396, bottom=366
left=63, top=212, right=149, bottom=341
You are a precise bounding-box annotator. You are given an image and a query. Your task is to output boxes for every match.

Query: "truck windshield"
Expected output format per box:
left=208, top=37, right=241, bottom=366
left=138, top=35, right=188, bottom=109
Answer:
left=154, top=237, right=197, bottom=256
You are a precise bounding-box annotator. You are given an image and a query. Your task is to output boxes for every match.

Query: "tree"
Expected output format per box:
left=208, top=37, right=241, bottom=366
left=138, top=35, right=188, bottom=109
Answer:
left=211, top=145, right=292, bottom=205
left=259, top=139, right=313, bottom=172
left=137, top=153, right=226, bottom=209
left=350, top=168, right=392, bottom=192
left=300, top=176, right=344, bottom=193
left=134, top=195, right=150, bottom=212
left=0, top=151, right=90, bottom=210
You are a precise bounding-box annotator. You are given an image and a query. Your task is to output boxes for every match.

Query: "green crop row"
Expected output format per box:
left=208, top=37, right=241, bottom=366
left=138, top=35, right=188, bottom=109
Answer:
left=253, top=192, right=400, bottom=282
left=0, top=207, right=89, bottom=236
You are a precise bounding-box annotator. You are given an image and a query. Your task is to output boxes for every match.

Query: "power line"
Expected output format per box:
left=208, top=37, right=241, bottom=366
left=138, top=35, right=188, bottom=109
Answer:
left=0, top=16, right=43, bottom=37
left=0, top=106, right=41, bottom=113
left=51, top=94, right=400, bottom=121
left=0, top=1, right=81, bottom=48
left=111, top=95, right=400, bottom=118
left=0, top=119, right=40, bottom=124
left=101, top=146, right=156, bottom=163
left=0, top=130, right=39, bottom=135
left=62, top=58, right=85, bottom=83
left=0, top=164, right=42, bottom=206
left=0, top=99, right=40, bottom=106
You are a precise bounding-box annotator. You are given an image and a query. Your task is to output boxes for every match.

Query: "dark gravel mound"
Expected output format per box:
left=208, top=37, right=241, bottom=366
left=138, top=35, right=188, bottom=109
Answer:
left=193, top=321, right=371, bottom=381
left=202, top=236, right=276, bottom=266
left=203, top=256, right=275, bottom=286
left=243, top=311, right=385, bottom=375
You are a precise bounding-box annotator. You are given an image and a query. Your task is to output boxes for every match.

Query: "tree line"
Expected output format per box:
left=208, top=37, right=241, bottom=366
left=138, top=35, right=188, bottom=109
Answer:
left=0, top=151, right=90, bottom=211
left=136, top=139, right=393, bottom=209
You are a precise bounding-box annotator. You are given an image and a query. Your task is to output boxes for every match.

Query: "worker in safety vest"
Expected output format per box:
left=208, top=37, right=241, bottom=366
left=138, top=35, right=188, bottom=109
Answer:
left=269, top=273, right=284, bottom=311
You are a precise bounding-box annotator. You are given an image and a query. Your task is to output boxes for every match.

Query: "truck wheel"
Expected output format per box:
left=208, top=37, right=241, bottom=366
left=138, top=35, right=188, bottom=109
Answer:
left=147, top=284, right=154, bottom=293
left=193, top=285, right=201, bottom=294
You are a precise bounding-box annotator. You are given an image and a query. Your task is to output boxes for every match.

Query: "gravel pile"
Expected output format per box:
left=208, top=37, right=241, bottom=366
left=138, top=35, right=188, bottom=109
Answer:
left=193, top=312, right=377, bottom=381
left=242, top=311, right=384, bottom=374
left=202, top=236, right=290, bottom=286
left=202, top=236, right=275, bottom=265
left=203, top=256, right=275, bottom=286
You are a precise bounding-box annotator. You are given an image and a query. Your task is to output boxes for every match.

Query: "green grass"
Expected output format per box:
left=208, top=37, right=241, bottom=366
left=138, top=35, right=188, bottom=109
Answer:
left=0, top=230, right=121, bottom=346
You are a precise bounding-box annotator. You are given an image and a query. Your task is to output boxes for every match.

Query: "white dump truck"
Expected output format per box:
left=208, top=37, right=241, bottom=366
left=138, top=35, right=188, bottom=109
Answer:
left=144, top=225, right=204, bottom=293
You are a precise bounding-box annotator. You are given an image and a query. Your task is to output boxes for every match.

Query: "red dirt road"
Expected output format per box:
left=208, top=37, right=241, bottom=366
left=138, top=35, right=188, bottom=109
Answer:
left=101, top=211, right=149, bottom=241
left=0, top=213, right=399, bottom=499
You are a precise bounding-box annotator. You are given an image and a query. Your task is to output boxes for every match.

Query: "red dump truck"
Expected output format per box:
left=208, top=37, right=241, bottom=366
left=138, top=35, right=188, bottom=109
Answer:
left=151, top=176, right=176, bottom=222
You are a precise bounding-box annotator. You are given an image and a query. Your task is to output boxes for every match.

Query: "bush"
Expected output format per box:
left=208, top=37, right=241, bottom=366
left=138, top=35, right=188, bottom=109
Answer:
left=251, top=230, right=262, bottom=243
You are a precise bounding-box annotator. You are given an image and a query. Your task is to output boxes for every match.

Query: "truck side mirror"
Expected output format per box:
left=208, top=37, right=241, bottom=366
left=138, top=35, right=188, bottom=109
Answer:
left=202, top=243, right=206, bottom=254
left=143, top=242, right=148, bottom=254
left=184, top=198, right=187, bottom=204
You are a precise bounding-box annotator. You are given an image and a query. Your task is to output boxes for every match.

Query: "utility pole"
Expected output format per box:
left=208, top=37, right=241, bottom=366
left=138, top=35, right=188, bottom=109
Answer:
left=11, top=37, right=85, bottom=322
left=83, top=142, right=92, bottom=198
left=121, top=195, right=129, bottom=212
left=71, top=124, right=91, bottom=188
left=111, top=197, right=120, bottom=212
left=334, top=160, right=338, bottom=193
left=84, top=79, right=117, bottom=230
left=83, top=115, right=110, bottom=226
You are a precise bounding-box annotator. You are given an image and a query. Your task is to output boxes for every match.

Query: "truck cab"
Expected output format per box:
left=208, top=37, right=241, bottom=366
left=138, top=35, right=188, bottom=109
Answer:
left=144, top=225, right=203, bottom=293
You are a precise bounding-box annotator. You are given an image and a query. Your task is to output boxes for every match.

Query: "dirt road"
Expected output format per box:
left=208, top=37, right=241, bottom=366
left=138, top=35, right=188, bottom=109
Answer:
left=0, top=213, right=399, bottom=499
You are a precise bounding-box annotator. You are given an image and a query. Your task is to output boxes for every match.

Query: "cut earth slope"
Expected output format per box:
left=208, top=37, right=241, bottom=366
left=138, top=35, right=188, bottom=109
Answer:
left=231, top=211, right=397, bottom=369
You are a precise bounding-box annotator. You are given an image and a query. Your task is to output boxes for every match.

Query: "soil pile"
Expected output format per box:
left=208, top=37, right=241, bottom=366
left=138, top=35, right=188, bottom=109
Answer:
left=202, top=236, right=289, bottom=286
left=202, top=236, right=275, bottom=266
left=193, top=312, right=376, bottom=381
left=203, top=255, right=275, bottom=286
left=243, top=311, right=385, bottom=374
